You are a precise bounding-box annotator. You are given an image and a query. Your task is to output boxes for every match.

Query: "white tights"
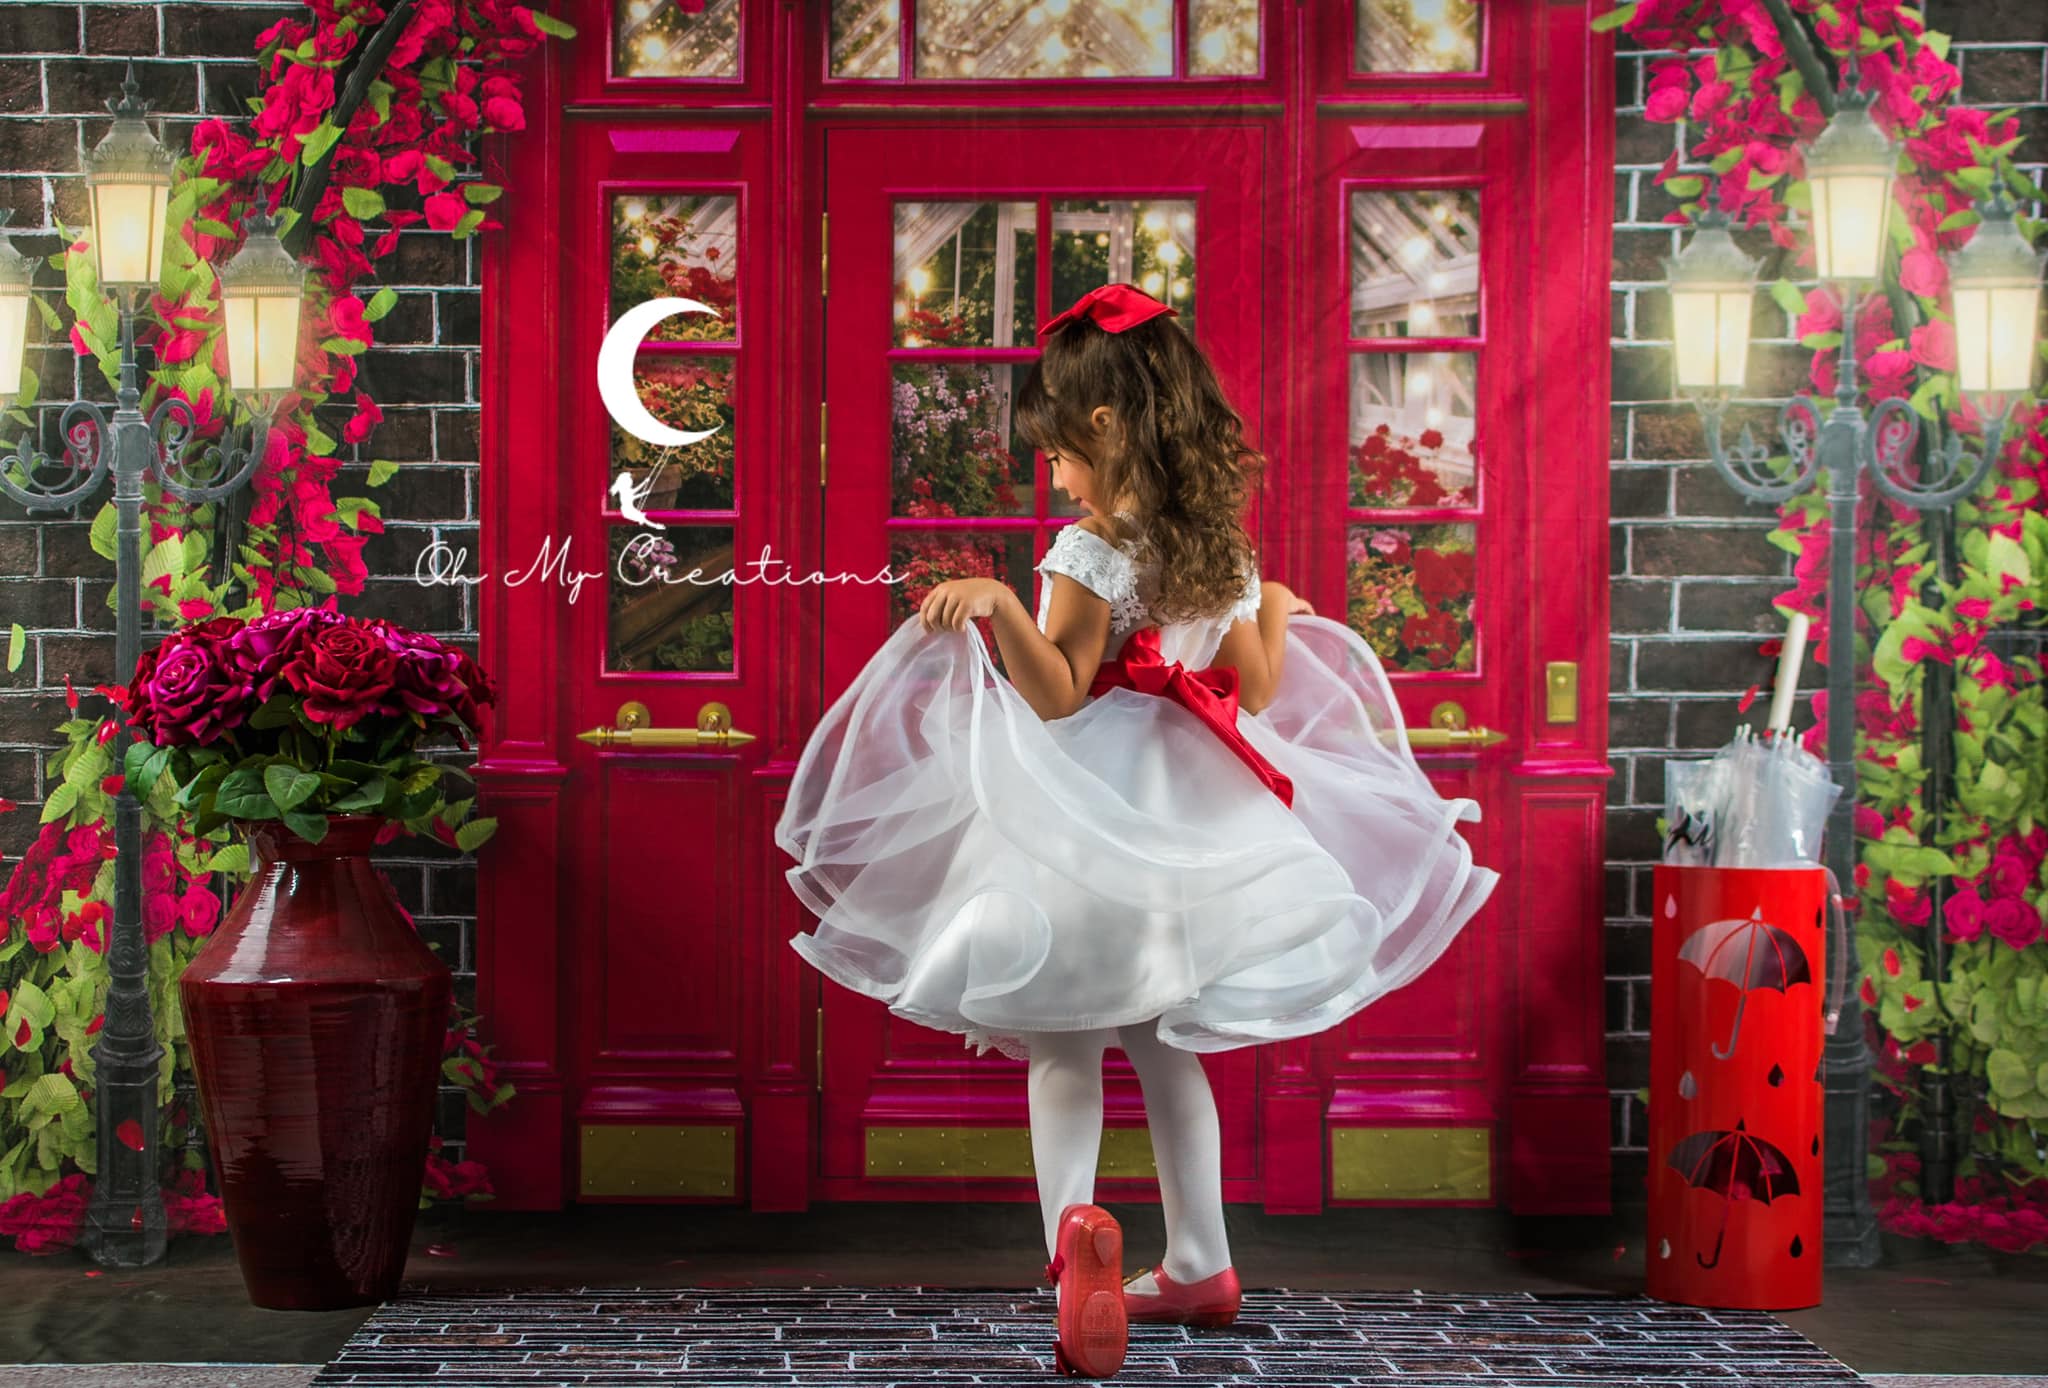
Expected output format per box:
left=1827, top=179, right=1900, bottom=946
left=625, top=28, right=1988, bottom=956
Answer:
left=1025, top=1020, right=1232, bottom=1293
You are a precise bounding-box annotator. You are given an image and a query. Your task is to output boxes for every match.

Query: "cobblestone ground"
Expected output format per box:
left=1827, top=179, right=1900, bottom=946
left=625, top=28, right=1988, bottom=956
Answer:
left=313, top=1287, right=1866, bottom=1386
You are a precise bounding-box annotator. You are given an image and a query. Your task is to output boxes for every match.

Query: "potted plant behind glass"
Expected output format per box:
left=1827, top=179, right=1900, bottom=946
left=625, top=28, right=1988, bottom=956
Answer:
left=119, top=606, right=497, bottom=1309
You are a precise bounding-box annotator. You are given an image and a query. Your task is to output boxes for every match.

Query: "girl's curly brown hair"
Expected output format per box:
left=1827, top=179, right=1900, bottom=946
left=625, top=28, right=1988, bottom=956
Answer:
left=1013, top=313, right=1262, bottom=625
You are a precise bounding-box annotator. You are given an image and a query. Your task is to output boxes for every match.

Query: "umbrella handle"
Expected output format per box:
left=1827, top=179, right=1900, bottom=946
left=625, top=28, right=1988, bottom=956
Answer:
left=1712, top=991, right=1749, bottom=1060
left=1697, top=1203, right=1730, bottom=1270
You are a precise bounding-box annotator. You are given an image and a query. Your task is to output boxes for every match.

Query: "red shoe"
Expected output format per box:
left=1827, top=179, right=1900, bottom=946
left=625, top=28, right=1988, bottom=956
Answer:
left=1122, top=1262, right=1241, bottom=1328
left=1045, top=1204, right=1127, bottom=1377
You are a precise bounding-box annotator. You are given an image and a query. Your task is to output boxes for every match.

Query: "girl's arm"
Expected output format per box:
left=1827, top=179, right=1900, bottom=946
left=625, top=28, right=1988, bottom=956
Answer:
left=994, top=574, right=1112, bottom=721
left=917, top=524, right=1116, bottom=722
left=1210, top=581, right=1309, bottom=716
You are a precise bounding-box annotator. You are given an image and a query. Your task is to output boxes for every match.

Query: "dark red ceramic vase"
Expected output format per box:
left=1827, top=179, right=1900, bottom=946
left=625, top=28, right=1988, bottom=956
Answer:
left=180, top=815, right=450, bottom=1310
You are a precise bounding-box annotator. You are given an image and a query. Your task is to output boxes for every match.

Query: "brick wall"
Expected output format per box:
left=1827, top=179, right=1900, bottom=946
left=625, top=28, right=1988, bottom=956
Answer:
left=1604, top=0, right=2048, bottom=1203
left=0, top=2, right=484, bottom=1158
left=5, top=0, right=2041, bottom=1210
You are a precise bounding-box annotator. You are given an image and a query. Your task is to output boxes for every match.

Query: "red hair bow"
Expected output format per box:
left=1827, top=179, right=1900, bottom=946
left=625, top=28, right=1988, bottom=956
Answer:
left=1037, top=282, right=1179, bottom=340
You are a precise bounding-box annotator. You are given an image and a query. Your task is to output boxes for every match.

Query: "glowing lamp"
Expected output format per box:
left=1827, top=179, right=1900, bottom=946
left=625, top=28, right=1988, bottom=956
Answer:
left=85, top=67, right=174, bottom=292
left=1664, top=210, right=1762, bottom=394
left=1949, top=185, right=2044, bottom=397
left=0, top=213, right=33, bottom=405
left=1803, top=90, right=1896, bottom=283
left=218, top=215, right=306, bottom=405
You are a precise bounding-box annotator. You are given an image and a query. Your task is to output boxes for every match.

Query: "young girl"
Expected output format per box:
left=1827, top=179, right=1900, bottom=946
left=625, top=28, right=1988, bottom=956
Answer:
left=775, top=282, right=1497, bottom=1378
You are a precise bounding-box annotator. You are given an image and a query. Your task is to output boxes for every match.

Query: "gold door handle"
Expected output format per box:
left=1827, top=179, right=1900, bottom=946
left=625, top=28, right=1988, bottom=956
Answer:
left=577, top=700, right=756, bottom=748
left=1388, top=700, right=1507, bottom=749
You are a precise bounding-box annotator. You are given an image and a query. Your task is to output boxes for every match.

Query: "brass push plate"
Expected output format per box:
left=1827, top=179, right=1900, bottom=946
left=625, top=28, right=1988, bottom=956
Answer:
left=1545, top=661, right=1578, bottom=724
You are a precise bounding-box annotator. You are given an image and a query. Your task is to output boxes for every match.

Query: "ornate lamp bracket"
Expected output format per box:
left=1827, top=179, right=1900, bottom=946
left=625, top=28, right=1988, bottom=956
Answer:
left=147, top=395, right=270, bottom=504
left=1862, top=395, right=2010, bottom=511
left=0, top=401, right=112, bottom=512
left=1697, top=391, right=1826, bottom=503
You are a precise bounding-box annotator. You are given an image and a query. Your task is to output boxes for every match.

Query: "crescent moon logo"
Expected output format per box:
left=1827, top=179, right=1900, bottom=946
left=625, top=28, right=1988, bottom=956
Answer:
left=598, top=297, right=725, bottom=449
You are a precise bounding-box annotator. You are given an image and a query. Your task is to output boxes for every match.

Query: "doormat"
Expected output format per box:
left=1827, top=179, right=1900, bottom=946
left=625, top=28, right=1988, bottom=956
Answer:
left=312, top=1286, right=1867, bottom=1386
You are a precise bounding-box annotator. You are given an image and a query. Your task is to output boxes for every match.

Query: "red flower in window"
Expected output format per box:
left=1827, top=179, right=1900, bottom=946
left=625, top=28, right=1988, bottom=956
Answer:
left=1412, top=548, right=1472, bottom=607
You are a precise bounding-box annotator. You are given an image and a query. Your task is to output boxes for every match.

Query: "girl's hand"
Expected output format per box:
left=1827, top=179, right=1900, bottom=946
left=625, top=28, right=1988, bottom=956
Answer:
left=919, top=578, right=1012, bottom=632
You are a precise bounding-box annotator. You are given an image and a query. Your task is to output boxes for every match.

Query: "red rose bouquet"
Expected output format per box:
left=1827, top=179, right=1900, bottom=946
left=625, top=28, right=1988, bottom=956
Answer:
left=117, top=607, right=498, bottom=848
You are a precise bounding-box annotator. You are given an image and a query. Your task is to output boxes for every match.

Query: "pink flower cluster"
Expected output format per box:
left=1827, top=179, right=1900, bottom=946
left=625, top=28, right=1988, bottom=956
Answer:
left=119, top=607, right=495, bottom=746
left=1942, top=829, right=2048, bottom=951
left=0, top=822, right=115, bottom=959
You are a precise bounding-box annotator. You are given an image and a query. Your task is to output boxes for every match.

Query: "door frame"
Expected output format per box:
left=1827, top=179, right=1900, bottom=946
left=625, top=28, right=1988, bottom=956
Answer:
left=470, top=0, right=1615, bottom=1216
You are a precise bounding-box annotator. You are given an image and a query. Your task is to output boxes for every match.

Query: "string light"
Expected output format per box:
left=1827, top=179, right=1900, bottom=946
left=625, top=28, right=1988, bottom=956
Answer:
left=1142, top=270, right=1165, bottom=295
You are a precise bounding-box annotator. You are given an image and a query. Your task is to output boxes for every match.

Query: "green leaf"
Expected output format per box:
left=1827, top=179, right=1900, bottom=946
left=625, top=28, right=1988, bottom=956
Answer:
left=1662, top=175, right=1704, bottom=199
left=9, top=981, right=55, bottom=1031
left=39, top=783, right=79, bottom=824
left=423, top=153, right=457, bottom=183
left=367, top=457, right=400, bottom=487
left=341, top=186, right=386, bottom=220
left=215, top=768, right=279, bottom=821
left=263, top=763, right=320, bottom=812
left=299, top=120, right=345, bottom=168
left=281, top=809, right=328, bottom=845
left=463, top=183, right=504, bottom=206
left=4, top=624, right=21, bottom=673
left=1988, top=1048, right=2035, bottom=1101
left=89, top=501, right=117, bottom=561
left=1769, top=279, right=1809, bottom=318
left=329, top=775, right=391, bottom=813
left=22, top=1074, right=80, bottom=1118
left=454, top=817, right=498, bottom=853
left=530, top=10, right=578, bottom=38
left=207, top=843, right=249, bottom=875
left=140, top=535, right=186, bottom=589
left=249, top=693, right=299, bottom=730
left=451, top=209, right=486, bottom=240
left=362, top=287, right=398, bottom=323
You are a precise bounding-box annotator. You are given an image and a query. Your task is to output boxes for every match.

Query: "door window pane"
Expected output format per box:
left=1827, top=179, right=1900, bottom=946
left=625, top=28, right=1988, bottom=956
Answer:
left=615, top=0, right=741, bottom=78
left=914, top=0, right=1174, bottom=79
left=1051, top=200, right=1196, bottom=339
left=1350, top=189, right=1480, bottom=339
left=895, top=202, right=1037, bottom=348
left=1355, top=0, right=1481, bottom=74
left=893, top=362, right=1027, bottom=517
left=612, top=195, right=738, bottom=340
left=831, top=0, right=900, bottom=77
left=1350, top=351, right=1475, bottom=498
left=608, top=525, right=736, bottom=673
left=1345, top=522, right=1476, bottom=673
left=1349, top=414, right=1475, bottom=509
left=1190, top=0, right=1260, bottom=76
left=611, top=357, right=737, bottom=512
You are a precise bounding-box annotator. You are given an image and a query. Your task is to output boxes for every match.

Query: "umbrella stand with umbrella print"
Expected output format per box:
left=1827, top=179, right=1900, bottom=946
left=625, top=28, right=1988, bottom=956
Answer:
left=1677, top=906, right=1814, bottom=1060
left=1665, top=1119, right=1801, bottom=1269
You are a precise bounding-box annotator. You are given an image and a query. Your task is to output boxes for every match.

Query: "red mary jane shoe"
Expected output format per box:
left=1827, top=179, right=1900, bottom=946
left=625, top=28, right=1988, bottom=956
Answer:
left=1122, top=1262, right=1241, bottom=1328
left=1045, top=1203, right=1127, bottom=1378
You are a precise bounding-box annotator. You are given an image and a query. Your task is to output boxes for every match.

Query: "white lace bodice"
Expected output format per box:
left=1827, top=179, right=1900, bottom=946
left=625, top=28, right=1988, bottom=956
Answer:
left=1033, top=518, right=1262, bottom=670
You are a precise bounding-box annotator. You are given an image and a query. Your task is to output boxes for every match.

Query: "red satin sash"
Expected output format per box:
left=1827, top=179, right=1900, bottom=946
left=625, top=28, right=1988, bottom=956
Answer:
left=1087, top=625, right=1294, bottom=808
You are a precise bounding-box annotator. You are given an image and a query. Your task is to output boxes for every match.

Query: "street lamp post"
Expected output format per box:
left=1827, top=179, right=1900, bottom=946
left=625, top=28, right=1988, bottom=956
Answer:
left=0, top=67, right=305, bottom=1267
left=1666, top=80, right=2042, bottom=1269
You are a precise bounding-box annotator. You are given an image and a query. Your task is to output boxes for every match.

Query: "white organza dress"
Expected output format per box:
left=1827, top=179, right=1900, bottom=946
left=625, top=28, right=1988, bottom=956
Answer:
left=776, top=520, right=1499, bottom=1060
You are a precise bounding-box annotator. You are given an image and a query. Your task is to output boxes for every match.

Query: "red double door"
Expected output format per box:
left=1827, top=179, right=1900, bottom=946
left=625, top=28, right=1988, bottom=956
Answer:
left=475, top=105, right=1611, bottom=1214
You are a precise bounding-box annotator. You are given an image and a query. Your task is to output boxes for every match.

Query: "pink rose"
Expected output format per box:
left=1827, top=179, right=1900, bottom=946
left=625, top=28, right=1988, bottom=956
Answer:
left=425, top=192, right=467, bottom=232
left=1989, top=848, right=2033, bottom=900
left=1985, top=898, right=2042, bottom=951
left=1899, top=246, right=1947, bottom=299
left=1943, top=886, right=1984, bottom=943
left=1910, top=320, right=1956, bottom=372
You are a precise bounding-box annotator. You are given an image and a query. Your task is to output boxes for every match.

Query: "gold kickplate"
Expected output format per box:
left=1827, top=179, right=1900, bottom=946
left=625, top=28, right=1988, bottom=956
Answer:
left=580, top=1124, right=735, bottom=1197
left=866, top=1126, right=1157, bottom=1179
left=1330, top=1126, right=1491, bottom=1201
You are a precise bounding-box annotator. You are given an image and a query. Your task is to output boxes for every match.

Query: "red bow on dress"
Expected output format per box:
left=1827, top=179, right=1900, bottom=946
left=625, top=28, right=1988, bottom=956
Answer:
left=1088, top=626, right=1294, bottom=809
left=1037, top=282, right=1180, bottom=340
